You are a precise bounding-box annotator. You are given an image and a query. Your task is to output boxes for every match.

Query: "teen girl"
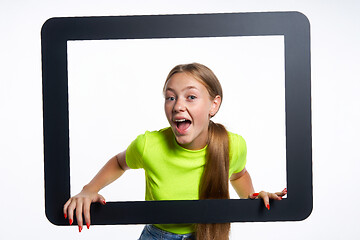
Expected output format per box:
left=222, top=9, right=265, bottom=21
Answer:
left=64, top=63, right=287, bottom=240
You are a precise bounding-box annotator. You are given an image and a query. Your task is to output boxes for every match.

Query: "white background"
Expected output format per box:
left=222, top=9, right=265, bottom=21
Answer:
left=1, top=0, right=359, bottom=239
left=68, top=36, right=286, bottom=200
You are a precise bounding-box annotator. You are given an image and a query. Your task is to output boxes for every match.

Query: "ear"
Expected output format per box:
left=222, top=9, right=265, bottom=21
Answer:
left=210, top=95, right=222, bottom=117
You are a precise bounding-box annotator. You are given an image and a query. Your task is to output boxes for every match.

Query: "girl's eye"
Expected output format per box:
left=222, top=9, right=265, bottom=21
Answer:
left=188, top=95, right=196, bottom=100
left=166, top=96, right=175, bottom=101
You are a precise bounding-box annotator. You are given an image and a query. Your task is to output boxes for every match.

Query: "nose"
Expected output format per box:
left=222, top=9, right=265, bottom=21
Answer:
left=173, top=98, right=186, bottom=112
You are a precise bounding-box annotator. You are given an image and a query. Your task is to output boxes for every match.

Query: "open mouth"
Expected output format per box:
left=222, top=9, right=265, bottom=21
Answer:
left=174, top=119, right=192, bottom=133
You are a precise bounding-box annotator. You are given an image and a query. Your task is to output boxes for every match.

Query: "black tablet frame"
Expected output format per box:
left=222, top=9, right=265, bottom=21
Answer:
left=42, top=12, right=312, bottom=225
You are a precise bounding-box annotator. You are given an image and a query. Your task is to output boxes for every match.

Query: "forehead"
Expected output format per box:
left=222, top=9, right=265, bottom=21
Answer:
left=165, top=72, right=207, bottom=92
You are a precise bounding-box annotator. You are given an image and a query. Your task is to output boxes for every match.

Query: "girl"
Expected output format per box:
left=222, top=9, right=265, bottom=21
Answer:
left=64, top=63, right=287, bottom=240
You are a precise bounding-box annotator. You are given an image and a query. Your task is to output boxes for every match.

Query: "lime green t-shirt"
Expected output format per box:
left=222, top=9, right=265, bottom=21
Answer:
left=125, top=127, right=247, bottom=234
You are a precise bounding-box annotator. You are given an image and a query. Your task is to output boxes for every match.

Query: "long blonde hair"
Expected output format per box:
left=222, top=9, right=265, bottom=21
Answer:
left=164, top=63, right=230, bottom=240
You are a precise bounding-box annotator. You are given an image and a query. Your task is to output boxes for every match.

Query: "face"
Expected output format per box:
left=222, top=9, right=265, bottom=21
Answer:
left=164, top=72, right=221, bottom=150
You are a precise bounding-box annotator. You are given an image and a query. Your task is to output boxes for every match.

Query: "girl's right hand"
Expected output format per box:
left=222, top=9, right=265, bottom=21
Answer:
left=63, top=188, right=106, bottom=232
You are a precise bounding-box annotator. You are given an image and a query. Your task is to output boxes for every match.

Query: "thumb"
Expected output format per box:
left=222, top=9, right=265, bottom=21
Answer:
left=94, top=194, right=106, bottom=205
left=249, top=192, right=259, bottom=199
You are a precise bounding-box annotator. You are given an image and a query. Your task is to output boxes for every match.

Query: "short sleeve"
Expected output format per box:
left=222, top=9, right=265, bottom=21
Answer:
left=125, top=132, right=147, bottom=169
left=228, top=132, right=247, bottom=175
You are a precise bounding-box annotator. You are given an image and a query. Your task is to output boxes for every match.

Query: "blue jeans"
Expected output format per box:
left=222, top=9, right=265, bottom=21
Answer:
left=138, top=225, right=195, bottom=240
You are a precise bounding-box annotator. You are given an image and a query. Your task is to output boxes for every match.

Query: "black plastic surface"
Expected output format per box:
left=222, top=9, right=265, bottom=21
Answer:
left=42, top=12, right=312, bottom=225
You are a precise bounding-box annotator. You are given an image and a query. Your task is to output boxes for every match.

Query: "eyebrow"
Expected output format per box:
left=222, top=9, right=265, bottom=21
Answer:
left=165, top=86, right=199, bottom=93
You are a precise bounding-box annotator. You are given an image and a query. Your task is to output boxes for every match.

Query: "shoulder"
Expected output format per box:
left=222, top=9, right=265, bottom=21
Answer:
left=228, top=131, right=246, bottom=149
left=142, top=127, right=173, bottom=141
left=126, top=127, right=173, bottom=168
left=131, top=127, right=173, bottom=147
left=227, top=131, right=247, bottom=174
left=227, top=131, right=247, bottom=160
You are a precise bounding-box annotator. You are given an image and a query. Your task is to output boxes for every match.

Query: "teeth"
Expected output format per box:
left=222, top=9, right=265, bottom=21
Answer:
left=174, top=119, right=186, bottom=122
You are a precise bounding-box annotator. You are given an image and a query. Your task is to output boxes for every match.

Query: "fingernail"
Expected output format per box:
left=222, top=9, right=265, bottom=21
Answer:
left=103, top=200, right=106, bottom=205
left=69, top=219, right=73, bottom=225
left=79, top=226, right=82, bottom=232
left=279, top=196, right=283, bottom=200
left=266, top=204, right=270, bottom=210
left=283, top=188, right=287, bottom=192
left=87, top=223, right=90, bottom=229
left=253, top=193, right=259, bottom=197
left=64, top=213, right=67, bottom=219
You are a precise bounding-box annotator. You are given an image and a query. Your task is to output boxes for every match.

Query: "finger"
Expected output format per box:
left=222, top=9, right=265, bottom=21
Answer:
left=259, top=192, right=270, bottom=210
left=75, top=200, right=84, bottom=232
left=275, top=188, right=288, bottom=197
left=95, top=194, right=106, bottom=205
left=269, top=192, right=282, bottom=200
left=249, top=193, right=259, bottom=199
left=83, top=198, right=91, bottom=230
left=63, top=198, right=72, bottom=219
left=67, top=200, right=77, bottom=225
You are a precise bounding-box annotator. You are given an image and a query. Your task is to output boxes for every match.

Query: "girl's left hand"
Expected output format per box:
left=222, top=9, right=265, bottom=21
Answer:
left=248, top=188, right=287, bottom=210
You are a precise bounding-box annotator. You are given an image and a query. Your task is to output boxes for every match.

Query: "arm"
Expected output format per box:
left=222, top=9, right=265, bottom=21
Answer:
left=230, top=168, right=254, bottom=199
left=84, top=150, right=130, bottom=192
left=63, top=150, right=129, bottom=231
left=230, top=168, right=286, bottom=210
